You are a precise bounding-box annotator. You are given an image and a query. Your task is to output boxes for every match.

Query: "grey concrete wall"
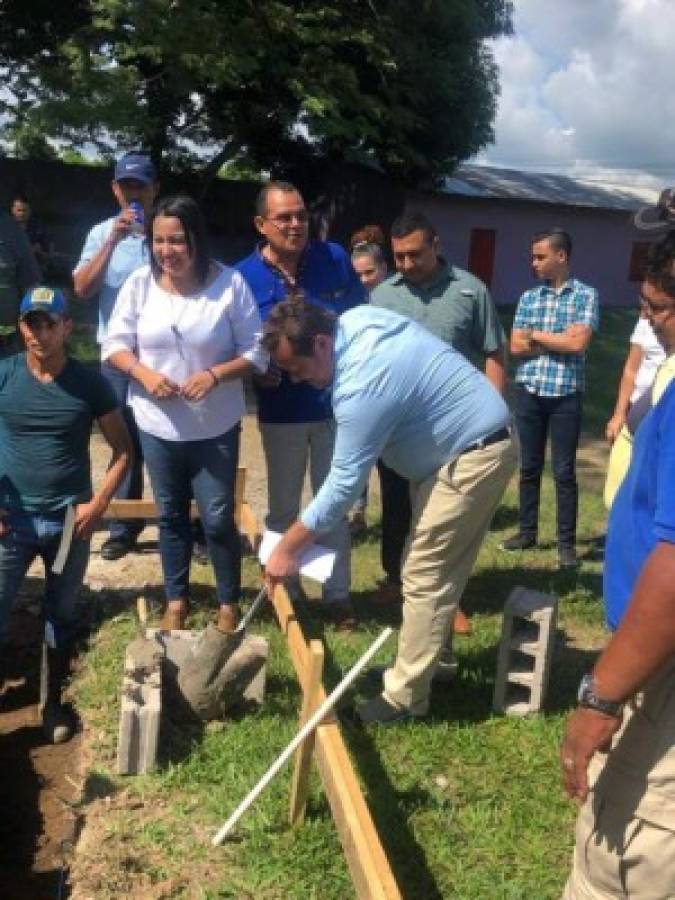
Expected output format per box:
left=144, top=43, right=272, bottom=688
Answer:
left=405, top=191, right=647, bottom=307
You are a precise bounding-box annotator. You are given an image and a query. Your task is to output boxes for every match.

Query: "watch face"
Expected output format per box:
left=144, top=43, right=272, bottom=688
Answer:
left=578, top=673, right=622, bottom=717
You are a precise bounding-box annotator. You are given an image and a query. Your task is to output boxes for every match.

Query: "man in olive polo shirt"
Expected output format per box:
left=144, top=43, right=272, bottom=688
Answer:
left=371, top=211, right=506, bottom=632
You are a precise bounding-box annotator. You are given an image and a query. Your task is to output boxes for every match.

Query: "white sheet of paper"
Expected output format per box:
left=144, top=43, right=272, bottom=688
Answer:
left=258, top=529, right=336, bottom=584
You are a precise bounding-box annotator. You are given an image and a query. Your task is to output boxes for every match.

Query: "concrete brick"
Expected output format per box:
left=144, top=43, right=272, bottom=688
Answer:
left=493, top=587, right=558, bottom=716
left=116, top=635, right=164, bottom=774
left=116, top=628, right=269, bottom=774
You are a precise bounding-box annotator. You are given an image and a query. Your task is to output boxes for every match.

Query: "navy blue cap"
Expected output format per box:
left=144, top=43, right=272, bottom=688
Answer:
left=114, top=153, right=157, bottom=185
left=20, top=286, right=68, bottom=321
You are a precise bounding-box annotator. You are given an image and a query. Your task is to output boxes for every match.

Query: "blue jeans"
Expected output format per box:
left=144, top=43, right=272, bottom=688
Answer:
left=139, top=426, right=241, bottom=606
left=514, top=385, right=582, bottom=548
left=100, top=361, right=145, bottom=542
left=0, top=508, right=90, bottom=650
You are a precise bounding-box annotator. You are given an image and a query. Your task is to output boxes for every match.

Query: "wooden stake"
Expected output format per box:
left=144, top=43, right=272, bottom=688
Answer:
left=211, top=627, right=393, bottom=846
left=269, top=584, right=402, bottom=900
left=288, top=640, right=324, bottom=827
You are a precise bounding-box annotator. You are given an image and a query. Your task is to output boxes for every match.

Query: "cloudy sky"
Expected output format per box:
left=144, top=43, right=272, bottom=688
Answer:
left=477, top=0, right=675, bottom=188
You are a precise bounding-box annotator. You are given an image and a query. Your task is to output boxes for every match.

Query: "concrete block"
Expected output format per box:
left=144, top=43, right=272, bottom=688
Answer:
left=116, top=635, right=164, bottom=774
left=117, top=628, right=269, bottom=774
left=493, top=587, right=558, bottom=716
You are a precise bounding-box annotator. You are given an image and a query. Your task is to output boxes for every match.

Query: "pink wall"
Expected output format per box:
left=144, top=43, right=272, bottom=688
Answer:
left=405, top=191, right=647, bottom=307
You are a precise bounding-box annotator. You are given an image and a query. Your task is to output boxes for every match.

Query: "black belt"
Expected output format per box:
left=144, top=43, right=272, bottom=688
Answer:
left=463, top=426, right=511, bottom=454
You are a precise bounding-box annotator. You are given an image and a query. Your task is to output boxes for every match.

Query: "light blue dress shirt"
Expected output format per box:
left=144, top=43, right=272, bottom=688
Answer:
left=301, top=306, right=511, bottom=534
left=75, top=216, right=150, bottom=343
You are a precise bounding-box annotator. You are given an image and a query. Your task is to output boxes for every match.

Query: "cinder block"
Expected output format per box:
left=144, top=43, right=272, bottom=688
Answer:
left=117, top=635, right=164, bottom=774
left=493, top=587, right=558, bottom=716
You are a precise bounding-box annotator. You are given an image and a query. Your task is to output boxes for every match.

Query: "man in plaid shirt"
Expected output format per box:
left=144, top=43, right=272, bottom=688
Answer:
left=502, top=228, right=599, bottom=568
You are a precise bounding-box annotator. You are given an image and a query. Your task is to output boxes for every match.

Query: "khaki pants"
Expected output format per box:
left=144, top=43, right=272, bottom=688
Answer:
left=260, top=420, right=351, bottom=602
left=383, top=434, right=518, bottom=714
left=564, top=660, right=675, bottom=899
left=563, top=797, right=675, bottom=899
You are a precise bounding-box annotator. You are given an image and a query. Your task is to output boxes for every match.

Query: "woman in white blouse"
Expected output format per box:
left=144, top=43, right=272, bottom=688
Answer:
left=103, top=195, right=267, bottom=632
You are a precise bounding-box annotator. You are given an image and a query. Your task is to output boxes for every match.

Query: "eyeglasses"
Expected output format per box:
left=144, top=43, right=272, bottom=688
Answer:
left=263, top=211, right=310, bottom=228
left=640, top=294, right=675, bottom=315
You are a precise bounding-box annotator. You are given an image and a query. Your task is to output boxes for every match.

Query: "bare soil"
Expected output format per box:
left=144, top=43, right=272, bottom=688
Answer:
left=0, top=414, right=271, bottom=898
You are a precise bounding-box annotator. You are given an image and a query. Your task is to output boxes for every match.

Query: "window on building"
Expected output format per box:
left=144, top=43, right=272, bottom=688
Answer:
left=467, top=228, right=496, bottom=287
left=628, top=241, right=651, bottom=282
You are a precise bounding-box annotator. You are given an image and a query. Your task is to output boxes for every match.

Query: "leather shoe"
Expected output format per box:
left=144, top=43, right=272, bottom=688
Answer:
left=558, top=546, right=578, bottom=569
left=159, top=604, right=187, bottom=631
left=215, top=604, right=240, bottom=634
left=323, top=600, right=358, bottom=632
left=101, top=535, right=137, bottom=561
left=453, top=609, right=472, bottom=636
left=500, top=534, right=536, bottom=552
left=371, top=579, right=402, bottom=606
left=357, top=694, right=421, bottom=726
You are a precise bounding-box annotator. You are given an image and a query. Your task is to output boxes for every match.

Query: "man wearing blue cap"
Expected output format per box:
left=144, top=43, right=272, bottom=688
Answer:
left=0, top=286, right=131, bottom=742
left=73, top=153, right=158, bottom=561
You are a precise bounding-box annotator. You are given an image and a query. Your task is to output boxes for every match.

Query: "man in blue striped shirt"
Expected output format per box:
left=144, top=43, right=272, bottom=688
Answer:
left=262, top=299, right=517, bottom=724
left=503, top=228, right=599, bottom=568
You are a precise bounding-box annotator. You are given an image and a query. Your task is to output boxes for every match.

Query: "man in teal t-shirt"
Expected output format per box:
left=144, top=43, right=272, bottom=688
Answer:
left=0, top=286, right=131, bottom=743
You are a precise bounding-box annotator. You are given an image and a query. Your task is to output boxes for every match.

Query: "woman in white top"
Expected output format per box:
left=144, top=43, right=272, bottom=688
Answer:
left=103, top=195, right=267, bottom=631
left=605, top=315, right=665, bottom=442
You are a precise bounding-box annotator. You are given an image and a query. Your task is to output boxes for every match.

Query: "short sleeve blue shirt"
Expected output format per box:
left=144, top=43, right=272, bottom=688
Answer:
left=235, top=241, right=365, bottom=423
left=74, top=216, right=150, bottom=343
left=604, top=379, right=675, bottom=630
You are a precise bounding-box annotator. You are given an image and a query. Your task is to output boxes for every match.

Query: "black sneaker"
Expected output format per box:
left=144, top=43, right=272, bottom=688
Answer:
left=558, top=546, right=578, bottom=569
left=100, top=535, right=137, bottom=561
left=500, top=534, right=537, bottom=552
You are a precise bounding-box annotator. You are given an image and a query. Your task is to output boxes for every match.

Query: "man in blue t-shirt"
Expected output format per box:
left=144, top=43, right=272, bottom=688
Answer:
left=560, top=232, right=675, bottom=898
left=0, top=287, right=131, bottom=743
left=236, top=182, right=365, bottom=628
left=73, top=153, right=158, bottom=561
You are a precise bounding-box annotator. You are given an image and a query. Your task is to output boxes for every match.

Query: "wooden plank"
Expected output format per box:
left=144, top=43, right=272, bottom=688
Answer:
left=237, top=502, right=261, bottom=552
left=270, top=584, right=401, bottom=900
left=104, top=467, right=248, bottom=520
left=289, top=640, right=324, bottom=827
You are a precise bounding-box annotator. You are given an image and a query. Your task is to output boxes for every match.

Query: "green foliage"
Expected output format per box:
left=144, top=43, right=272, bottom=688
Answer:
left=0, top=0, right=513, bottom=186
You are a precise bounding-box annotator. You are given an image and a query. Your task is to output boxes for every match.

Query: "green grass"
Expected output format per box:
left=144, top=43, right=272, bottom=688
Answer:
left=71, top=309, right=637, bottom=898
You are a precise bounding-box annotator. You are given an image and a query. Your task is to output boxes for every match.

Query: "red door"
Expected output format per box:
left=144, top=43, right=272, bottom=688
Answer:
left=468, top=228, right=496, bottom=287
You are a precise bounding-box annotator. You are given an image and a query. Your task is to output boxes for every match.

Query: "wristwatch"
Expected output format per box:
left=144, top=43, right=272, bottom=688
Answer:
left=577, top=673, right=623, bottom=718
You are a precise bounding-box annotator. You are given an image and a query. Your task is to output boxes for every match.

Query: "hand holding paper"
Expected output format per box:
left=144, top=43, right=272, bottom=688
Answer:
left=259, top=529, right=336, bottom=584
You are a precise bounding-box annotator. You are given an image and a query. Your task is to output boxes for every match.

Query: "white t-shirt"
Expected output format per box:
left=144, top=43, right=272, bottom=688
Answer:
left=102, top=263, right=267, bottom=441
left=630, top=317, right=666, bottom=403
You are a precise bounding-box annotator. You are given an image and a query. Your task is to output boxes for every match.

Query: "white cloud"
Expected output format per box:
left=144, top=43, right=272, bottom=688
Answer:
left=478, top=0, right=675, bottom=186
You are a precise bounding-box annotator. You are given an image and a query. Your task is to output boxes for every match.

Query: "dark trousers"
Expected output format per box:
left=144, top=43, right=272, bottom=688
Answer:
left=377, top=459, right=411, bottom=585
left=514, top=385, right=582, bottom=548
left=100, top=361, right=145, bottom=541
left=139, top=425, right=241, bottom=605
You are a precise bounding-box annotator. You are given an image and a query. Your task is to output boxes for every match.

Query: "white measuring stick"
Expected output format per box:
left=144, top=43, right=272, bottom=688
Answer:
left=212, top=626, right=394, bottom=845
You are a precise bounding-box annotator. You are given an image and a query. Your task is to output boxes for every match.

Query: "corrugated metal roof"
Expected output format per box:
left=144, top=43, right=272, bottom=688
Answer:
left=442, top=164, right=659, bottom=211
